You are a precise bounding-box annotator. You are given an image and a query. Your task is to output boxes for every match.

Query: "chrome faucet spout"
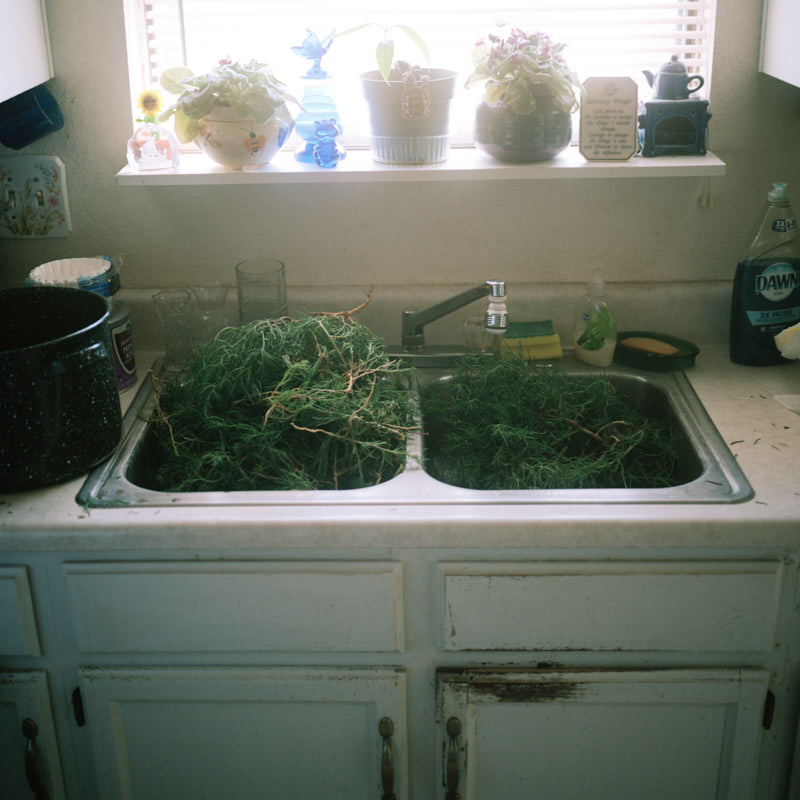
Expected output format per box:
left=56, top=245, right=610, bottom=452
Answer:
left=401, top=280, right=506, bottom=351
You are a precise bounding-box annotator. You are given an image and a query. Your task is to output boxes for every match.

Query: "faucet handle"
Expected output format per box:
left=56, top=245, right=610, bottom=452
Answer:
left=485, top=280, right=506, bottom=298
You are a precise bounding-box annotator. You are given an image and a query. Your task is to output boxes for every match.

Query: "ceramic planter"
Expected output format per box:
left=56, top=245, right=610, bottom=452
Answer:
left=193, top=106, right=294, bottom=169
left=360, top=69, right=457, bottom=165
left=474, top=96, right=572, bottom=163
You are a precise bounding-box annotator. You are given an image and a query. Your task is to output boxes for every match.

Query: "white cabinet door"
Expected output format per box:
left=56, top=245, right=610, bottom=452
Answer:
left=437, top=668, right=769, bottom=800
left=79, top=666, right=407, bottom=800
left=760, top=0, right=800, bottom=87
left=0, top=0, right=53, bottom=102
left=0, top=670, right=65, bottom=800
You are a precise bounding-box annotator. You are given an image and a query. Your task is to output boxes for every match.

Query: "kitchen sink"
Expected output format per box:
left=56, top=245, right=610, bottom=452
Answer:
left=78, top=356, right=752, bottom=507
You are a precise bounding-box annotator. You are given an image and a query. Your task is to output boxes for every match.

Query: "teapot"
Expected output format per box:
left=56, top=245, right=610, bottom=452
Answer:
left=643, top=55, right=705, bottom=100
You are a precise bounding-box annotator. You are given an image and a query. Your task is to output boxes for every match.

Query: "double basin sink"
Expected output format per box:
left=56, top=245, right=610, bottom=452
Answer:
left=78, top=354, right=752, bottom=507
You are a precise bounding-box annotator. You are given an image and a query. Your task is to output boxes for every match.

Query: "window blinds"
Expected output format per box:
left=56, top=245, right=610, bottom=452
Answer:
left=132, top=0, right=714, bottom=141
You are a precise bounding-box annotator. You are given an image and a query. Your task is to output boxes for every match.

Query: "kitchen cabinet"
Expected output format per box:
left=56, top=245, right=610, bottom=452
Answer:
left=3, top=344, right=798, bottom=798
left=0, top=565, right=64, bottom=798
left=65, top=560, right=408, bottom=800
left=0, top=0, right=54, bottom=103
left=0, top=671, right=65, bottom=799
left=0, top=550, right=796, bottom=800
left=759, top=0, right=800, bottom=88
left=78, top=666, right=407, bottom=800
left=437, top=668, right=768, bottom=800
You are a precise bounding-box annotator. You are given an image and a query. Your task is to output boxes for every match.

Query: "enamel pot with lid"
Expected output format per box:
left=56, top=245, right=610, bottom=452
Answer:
left=0, top=286, right=122, bottom=492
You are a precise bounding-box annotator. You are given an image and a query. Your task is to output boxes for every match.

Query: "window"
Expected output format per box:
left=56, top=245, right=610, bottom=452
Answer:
left=124, top=0, right=715, bottom=148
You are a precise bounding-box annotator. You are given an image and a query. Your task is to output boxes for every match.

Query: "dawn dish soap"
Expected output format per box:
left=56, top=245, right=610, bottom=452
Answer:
left=573, top=273, right=617, bottom=367
left=730, top=182, right=800, bottom=365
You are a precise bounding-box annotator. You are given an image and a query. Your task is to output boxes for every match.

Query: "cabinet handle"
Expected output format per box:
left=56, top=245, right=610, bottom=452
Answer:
left=379, top=717, right=397, bottom=800
left=22, top=718, right=50, bottom=800
left=445, top=716, right=461, bottom=800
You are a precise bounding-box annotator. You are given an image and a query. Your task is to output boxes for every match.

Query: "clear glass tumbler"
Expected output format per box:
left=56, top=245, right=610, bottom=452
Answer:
left=152, top=289, right=194, bottom=367
left=190, top=285, right=232, bottom=343
left=235, top=258, right=289, bottom=324
left=463, top=316, right=495, bottom=352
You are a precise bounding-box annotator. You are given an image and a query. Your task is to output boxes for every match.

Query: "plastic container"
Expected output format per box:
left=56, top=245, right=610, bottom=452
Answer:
left=108, top=299, right=137, bottom=392
left=730, top=182, right=800, bottom=365
left=27, top=256, right=113, bottom=296
left=573, top=273, right=617, bottom=366
left=0, top=84, right=64, bottom=150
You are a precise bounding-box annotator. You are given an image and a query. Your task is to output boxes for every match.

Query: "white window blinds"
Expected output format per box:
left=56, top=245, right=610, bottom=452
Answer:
left=129, top=0, right=715, bottom=143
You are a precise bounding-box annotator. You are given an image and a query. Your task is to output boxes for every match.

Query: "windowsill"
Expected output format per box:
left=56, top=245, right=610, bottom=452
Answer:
left=116, top=146, right=726, bottom=186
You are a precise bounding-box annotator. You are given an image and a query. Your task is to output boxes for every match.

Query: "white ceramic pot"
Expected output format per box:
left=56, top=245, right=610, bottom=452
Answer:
left=193, top=106, right=294, bottom=169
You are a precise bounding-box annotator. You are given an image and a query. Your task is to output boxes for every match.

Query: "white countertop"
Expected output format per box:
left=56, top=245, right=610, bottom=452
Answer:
left=1, top=346, right=798, bottom=554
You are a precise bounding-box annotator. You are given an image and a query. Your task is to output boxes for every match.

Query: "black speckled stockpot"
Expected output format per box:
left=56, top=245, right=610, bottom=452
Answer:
left=0, top=286, right=122, bottom=492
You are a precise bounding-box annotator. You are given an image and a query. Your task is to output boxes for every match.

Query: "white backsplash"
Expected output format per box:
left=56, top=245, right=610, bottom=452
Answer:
left=123, top=280, right=731, bottom=353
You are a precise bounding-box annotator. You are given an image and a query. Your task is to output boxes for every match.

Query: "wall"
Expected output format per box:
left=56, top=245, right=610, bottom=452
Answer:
left=1, top=0, right=799, bottom=347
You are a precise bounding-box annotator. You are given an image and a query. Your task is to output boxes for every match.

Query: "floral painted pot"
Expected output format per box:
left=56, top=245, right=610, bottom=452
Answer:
left=474, top=98, right=572, bottom=163
left=193, top=106, right=294, bottom=169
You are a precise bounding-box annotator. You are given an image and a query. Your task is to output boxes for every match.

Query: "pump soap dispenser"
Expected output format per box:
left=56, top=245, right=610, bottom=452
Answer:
left=573, top=273, right=617, bottom=366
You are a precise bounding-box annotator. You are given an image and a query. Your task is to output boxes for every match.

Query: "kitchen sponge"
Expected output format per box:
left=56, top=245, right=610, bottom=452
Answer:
left=501, top=320, right=563, bottom=360
left=775, top=322, right=800, bottom=360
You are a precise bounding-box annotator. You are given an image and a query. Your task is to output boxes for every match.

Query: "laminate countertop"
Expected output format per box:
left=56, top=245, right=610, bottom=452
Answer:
left=1, top=347, right=798, bottom=554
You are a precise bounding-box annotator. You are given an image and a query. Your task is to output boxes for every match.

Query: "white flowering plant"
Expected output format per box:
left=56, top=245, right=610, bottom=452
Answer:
left=159, top=58, right=300, bottom=143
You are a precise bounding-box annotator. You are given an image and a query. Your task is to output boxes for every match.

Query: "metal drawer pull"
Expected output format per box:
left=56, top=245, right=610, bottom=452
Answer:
left=379, top=716, right=397, bottom=800
left=445, top=716, right=461, bottom=800
left=22, top=717, right=50, bottom=800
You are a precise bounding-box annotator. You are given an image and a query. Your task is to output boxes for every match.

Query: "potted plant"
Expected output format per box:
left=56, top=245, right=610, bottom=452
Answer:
left=336, top=24, right=457, bottom=166
left=159, top=58, right=300, bottom=169
left=465, top=25, right=584, bottom=162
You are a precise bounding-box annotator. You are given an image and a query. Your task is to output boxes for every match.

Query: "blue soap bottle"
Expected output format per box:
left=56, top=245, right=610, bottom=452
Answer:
left=730, top=182, right=800, bottom=365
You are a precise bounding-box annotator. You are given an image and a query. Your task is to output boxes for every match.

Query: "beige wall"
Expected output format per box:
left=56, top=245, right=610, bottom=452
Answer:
left=1, top=0, right=799, bottom=345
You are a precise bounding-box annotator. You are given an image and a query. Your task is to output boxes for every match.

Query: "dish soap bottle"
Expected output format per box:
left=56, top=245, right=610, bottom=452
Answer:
left=730, top=182, right=800, bottom=365
left=573, top=273, right=617, bottom=366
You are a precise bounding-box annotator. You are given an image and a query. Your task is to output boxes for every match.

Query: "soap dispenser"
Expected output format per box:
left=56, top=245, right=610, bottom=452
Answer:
left=573, top=273, right=617, bottom=366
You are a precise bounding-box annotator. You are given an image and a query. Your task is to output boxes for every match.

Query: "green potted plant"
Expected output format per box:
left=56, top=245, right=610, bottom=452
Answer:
left=336, top=24, right=457, bottom=166
left=465, top=25, right=584, bottom=162
left=159, top=58, right=300, bottom=169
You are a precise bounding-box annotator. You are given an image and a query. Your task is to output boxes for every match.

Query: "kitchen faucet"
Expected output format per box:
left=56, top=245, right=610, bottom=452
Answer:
left=401, top=280, right=507, bottom=351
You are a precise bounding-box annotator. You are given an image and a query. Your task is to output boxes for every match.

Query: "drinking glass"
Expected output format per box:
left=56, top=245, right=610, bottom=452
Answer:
left=152, top=289, right=194, bottom=367
left=235, top=258, right=289, bottom=323
left=190, top=285, right=232, bottom=343
left=463, top=316, right=494, bottom=352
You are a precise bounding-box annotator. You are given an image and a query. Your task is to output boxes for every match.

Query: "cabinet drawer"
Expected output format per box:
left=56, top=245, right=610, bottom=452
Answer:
left=65, top=561, right=404, bottom=654
left=0, top=565, right=41, bottom=656
left=440, top=561, right=782, bottom=653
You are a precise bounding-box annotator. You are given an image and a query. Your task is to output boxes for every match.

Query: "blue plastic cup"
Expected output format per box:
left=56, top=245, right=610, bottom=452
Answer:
left=0, top=84, right=64, bottom=150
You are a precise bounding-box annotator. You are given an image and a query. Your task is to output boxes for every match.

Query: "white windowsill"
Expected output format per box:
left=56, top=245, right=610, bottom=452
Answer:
left=116, top=146, right=726, bottom=186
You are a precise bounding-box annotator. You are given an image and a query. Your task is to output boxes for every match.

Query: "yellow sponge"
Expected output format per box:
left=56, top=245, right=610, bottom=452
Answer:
left=501, top=321, right=563, bottom=360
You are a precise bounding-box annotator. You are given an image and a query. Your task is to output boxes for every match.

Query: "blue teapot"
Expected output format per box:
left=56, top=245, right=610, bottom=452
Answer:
left=643, top=55, right=705, bottom=99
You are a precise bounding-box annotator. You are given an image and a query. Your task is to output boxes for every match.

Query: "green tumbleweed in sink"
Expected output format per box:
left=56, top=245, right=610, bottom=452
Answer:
left=419, top=354, right=682, bottom=490
left=150, top=309, right=415, bottom=492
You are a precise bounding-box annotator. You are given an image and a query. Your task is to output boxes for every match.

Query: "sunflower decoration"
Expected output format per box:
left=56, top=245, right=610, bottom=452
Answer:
left=136, top=89, right=164, bottom=124
left=128, top=87, right=179, bottom=170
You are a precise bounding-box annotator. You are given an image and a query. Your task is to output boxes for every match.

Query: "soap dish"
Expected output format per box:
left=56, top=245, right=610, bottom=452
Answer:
left=614, top=330, right=700, bottom=371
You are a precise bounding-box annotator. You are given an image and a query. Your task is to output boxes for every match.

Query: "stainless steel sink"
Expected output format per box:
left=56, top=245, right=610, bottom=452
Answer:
left=78, top=356, right=752, bottom=507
